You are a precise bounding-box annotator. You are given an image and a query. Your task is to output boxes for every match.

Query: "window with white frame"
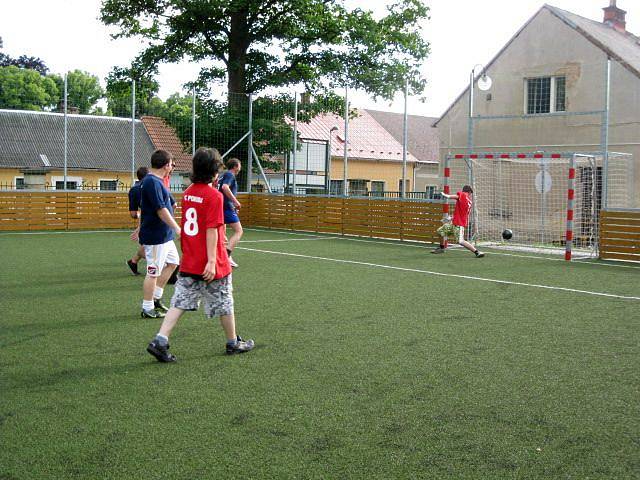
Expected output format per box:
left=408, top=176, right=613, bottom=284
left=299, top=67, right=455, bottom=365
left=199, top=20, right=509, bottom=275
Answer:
left=526, top=76, right=566, bottom=114
left=349, top=179, right=368, bottom=196
left=330, top=180, right=343, bottom=195
left=370, top=181, right=385, bottom=196
left=425, top=185, right=437, bottom=199
left=99, top=179, right=118, bottom=191
left=52, top=176, right=82, bottom=190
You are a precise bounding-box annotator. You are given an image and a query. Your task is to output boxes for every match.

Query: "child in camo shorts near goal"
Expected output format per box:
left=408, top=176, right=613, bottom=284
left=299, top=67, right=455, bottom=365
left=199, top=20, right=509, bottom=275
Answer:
left=432, top=185, right=485, bottom=258
left=146, top=147, right=254, bottom=363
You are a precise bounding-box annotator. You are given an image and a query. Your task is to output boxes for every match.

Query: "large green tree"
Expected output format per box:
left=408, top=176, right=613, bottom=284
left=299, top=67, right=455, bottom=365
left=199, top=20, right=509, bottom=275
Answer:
left=52, top=70, right=104, bottom=114
left=105, top=66, right=160, bottom=116
left=100, top=0, right=429, bottom=98
left=0, top=66, right=59, bottom=110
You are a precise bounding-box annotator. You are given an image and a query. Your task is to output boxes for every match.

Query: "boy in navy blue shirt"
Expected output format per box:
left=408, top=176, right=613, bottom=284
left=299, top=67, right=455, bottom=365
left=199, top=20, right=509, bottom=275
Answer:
left=126, top=166, right=148, bottom=275
left=218, top=158, right=243, bottom=268
left=139, top=150, right=181, bottom=318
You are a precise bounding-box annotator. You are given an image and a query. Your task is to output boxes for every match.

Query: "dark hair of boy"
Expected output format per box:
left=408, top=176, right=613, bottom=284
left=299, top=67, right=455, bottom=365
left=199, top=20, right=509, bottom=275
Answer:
left=226, top=158, right=240, bottom=170
left=150, top=149, right=172, bottom=169
left=136, top=166, right=149, bottom=181
left=462, top=185, right=473, bottom=194
left=191, top=147, right=223, bottom=184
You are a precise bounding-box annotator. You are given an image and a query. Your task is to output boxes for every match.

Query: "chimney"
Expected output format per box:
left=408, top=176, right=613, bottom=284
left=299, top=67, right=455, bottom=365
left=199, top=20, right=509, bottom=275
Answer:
left=603, top=0, right=626, bottom=33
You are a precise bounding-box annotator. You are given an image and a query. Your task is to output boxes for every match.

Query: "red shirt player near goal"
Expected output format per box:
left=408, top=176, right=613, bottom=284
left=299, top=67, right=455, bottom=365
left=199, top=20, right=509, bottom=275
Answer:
left=432, top=185, right=485, bottom=258
left=146, top=147, right=255, bottom=363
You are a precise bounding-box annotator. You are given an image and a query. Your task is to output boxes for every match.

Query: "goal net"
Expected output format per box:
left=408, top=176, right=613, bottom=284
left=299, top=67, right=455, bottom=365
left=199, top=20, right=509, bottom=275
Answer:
left=443, top=152, right=632, bottom=259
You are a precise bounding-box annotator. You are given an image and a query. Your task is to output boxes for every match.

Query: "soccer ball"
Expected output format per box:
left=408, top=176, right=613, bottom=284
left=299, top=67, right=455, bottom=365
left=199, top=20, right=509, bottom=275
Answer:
left=502, top=229, right=513, bottom=240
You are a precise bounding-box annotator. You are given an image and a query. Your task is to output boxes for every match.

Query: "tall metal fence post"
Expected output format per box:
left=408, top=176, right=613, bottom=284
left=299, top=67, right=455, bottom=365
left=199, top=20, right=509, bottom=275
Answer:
left=602, top=57, right=611, bottom=210
left=401, top=78, right=409, bottom=198
left=63, top=73, right=68, bottom=190
left=292, top=92, right=298, bottom=194
left=343, top=85, right=349, bottom=197
left=192, top=87, right=196, bottom=156
left=131, top=79, right=136, bottom=184
left=247, top=93, right=253, bottom=192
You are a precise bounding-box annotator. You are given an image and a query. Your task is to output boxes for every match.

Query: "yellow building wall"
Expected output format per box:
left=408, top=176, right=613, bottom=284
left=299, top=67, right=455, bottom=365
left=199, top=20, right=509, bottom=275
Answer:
left=329, top=158, right=415, bottom=192
left=0, top=169, right=23, bottom=186
left=2, top=169, right=136, bottom=189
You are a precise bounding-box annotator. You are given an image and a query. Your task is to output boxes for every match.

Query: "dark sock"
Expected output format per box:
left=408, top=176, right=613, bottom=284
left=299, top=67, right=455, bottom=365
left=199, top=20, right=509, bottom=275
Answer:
left=155, top=334, right=168, bottom=347
left=226, top=248, right=232, bottom=256
left=439, top=244, right=445, bottom=249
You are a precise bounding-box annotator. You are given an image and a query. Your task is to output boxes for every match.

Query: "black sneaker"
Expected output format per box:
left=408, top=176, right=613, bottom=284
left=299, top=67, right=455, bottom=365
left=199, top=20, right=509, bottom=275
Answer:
left=154, top=299, right=169, bottom=313
left=475, top=251, right=485, bottom=258
left=127, top=259, right=139, bottom=275
left=225, top=338, right=255, bottom=355
left=147, top=340, right=176, bottom=363
left=141, top=308, right=165, bottom=319
left=431, top=247, right=446, bottom=254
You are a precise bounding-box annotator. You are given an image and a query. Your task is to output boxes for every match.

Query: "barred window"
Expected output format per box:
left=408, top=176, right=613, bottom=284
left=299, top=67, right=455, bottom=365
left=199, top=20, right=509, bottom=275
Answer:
left=526, top=76, right=566, bottom=114
left=99, top=180, right=118, bottom=191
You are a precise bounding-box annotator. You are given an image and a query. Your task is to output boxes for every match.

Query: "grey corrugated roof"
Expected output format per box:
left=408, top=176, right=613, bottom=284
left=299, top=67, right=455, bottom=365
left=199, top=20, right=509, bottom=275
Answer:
left=0, top=109, right=156, bottom=171
left=366, top=110, right=439, bottom=164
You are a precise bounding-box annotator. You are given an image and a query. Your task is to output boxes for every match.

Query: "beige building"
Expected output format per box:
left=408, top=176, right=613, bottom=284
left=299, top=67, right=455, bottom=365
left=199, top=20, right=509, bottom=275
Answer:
left=434, top=1, right=640, bottom=208
left=294, top=109, right=439, bottom=197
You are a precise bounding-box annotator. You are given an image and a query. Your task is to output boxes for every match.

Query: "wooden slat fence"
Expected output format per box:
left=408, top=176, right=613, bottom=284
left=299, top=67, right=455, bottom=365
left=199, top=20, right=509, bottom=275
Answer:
left=246, top=194, right=441, bottom=243
left=0, top=191, right=438, bottom=243
left=599, top=210, right=640, bottom=262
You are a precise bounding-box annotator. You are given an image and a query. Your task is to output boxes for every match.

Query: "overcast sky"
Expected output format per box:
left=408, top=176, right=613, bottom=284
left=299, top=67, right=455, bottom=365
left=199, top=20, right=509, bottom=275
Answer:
left=1, top=0, right=637, bottom=117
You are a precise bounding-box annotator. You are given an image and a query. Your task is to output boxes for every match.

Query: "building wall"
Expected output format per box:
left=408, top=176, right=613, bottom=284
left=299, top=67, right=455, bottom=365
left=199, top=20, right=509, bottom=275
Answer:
left=329, top=158, right=416, bottom=192
left=436, top=7, right=640, bottom=206
left=3, top=169, right=139, bottom=189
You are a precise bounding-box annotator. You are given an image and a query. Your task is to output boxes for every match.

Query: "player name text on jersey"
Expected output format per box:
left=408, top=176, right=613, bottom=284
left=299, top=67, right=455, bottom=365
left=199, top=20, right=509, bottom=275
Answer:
left=184, top=195, right=204, bottom=203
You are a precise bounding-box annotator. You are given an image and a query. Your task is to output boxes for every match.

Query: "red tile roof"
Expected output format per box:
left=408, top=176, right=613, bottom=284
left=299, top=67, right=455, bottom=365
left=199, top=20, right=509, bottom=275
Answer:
left=295, top=109, right=418, bottom=162
left=141, top=116, right=191, bottom=171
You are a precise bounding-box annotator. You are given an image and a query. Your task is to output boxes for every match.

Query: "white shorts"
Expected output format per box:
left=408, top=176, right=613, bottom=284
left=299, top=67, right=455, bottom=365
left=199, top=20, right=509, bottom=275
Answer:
left=143, top=241, right=179, bottom=277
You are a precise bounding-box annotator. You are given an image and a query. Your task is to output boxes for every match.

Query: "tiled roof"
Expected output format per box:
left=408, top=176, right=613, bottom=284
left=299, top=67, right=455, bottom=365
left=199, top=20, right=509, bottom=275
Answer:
left=434, top=4, right=640, bottom=126
left=545, top=4, right=640, bottom=78
left=366, top=110, right=439, bottom=164
left=295, top=109, right=418, bottom=162
left=0, top=109, right=156, bottom=171
left=141, top=116, right=192, bottom=172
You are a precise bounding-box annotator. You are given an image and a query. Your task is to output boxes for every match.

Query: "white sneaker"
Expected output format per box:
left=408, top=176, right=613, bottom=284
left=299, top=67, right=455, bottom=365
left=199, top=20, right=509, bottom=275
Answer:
left=229, top=257, right=239, bottom=268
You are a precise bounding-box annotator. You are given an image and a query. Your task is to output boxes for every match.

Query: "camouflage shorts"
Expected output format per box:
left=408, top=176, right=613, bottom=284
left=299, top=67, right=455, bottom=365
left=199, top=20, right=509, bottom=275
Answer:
left=170, top=274, right=234, bottom=318
left=437, top=223, right=460, bottom=238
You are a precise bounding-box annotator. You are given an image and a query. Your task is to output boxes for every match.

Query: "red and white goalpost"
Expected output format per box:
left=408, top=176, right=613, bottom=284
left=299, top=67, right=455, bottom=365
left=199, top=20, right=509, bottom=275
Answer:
left=442, top=152, right=616, bottom=261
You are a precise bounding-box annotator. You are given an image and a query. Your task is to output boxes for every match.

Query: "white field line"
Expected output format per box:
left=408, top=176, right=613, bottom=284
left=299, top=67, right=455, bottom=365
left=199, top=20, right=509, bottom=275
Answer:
left=237, top=246, right=640, bottom=301
left=244, top=228, right=640, bottom=270
left=240, top=237, right=340, bottom=243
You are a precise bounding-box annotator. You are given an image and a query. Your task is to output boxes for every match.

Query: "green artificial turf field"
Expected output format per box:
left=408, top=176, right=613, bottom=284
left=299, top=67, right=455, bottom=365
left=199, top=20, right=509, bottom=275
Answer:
left=1, top=228, right=638, bottom=479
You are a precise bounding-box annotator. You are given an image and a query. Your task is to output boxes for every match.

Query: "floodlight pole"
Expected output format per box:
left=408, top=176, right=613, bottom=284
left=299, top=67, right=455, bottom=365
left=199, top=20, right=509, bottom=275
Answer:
left=343, top=84, right=349, bottom=196
left=63, top=73, right=68, bottom=190
left=247, top=93, right=253, bottom=192
left=192, top=87, right=196, bottom=156
left=602, top=57, right=611, bottom=209
left=292, top=92, right=298, bottom=194
left=402, top=78, right=409, bottom=198
left=131, top=79, right=136, bottom=185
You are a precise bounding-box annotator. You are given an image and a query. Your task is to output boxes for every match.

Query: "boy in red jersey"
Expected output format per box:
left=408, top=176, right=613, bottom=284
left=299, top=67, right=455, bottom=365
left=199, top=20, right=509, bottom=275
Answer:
left=146, top=147, right=254, bottom=362
left=432, top=185, right=485, bottom=257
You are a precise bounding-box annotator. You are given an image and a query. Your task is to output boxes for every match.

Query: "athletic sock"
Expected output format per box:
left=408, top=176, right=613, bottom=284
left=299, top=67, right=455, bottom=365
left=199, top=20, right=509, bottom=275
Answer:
left=153, top=287, right=164, bottom=300
left=142, top=300, right=154, bottom=311
left=155, top=334, right=169, bottom=347
left=226, top=338, right=238, bottom=346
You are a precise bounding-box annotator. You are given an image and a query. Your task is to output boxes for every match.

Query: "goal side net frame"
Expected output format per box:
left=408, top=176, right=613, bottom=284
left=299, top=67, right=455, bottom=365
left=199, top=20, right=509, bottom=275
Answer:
left=443, top=152, right=612, bottom=261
